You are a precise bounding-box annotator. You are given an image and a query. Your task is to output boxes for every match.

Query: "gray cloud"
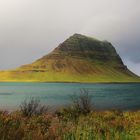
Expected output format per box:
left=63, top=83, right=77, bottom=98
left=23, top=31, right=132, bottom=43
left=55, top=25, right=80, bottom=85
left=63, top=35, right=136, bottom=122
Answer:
left=0, top=0, right=140, bottom=75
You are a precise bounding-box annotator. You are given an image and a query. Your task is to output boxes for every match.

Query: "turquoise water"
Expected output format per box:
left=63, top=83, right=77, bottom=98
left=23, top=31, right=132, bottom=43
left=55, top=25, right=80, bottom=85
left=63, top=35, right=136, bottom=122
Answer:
left=0, top=82, right=140, bottom=111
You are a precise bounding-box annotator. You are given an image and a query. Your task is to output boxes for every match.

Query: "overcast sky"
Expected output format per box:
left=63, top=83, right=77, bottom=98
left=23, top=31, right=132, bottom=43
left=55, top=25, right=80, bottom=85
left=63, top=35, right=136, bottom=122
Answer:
left=0, top=0, right=140, bottom=75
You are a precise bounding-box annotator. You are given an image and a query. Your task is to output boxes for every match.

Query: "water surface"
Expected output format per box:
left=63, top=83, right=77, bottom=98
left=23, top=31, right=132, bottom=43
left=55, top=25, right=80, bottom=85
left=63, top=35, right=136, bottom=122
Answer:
left=0, top=82, right=140, bottom=111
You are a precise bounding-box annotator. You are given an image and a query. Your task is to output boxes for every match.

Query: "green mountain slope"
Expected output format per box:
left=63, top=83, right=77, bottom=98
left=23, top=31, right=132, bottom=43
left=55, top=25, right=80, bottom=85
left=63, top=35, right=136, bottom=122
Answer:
left=0, top=34, right=139, bottom=82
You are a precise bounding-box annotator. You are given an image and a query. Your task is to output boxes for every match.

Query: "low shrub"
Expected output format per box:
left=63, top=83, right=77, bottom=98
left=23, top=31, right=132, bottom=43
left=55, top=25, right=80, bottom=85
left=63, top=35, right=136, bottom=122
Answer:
left=20, top=97, right=48, bottom=117
left=56, top=89, right=93, bottom=121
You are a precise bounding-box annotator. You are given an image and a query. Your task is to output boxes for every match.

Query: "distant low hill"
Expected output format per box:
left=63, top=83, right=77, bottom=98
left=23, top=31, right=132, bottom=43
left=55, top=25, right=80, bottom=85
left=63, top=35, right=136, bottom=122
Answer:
left=0, top=34, right=139, bottom=82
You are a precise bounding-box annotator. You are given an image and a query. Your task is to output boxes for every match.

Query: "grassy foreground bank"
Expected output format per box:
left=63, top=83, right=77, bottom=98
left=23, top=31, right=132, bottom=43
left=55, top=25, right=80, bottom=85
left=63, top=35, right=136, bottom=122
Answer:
left=0, top=93, right=140, bottom=140
left=0, top=91, right=140, bottom=140
left=0, top=110, right=140, bottom=140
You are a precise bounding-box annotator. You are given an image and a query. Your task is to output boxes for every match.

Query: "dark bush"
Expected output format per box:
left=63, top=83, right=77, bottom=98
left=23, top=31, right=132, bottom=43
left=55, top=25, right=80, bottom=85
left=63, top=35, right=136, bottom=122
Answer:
left=20, top=97, right=48, bottom=117
left=71, top=89, right=93, bottom=115
left=56, top=89, right=93, bottom=121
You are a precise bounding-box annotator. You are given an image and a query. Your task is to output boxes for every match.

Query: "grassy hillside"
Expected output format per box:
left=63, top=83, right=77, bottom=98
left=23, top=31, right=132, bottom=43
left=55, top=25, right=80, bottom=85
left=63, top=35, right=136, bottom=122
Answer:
left=0, top=67, right=139, bottom=83
left=0, top=34, right=139, bottom=82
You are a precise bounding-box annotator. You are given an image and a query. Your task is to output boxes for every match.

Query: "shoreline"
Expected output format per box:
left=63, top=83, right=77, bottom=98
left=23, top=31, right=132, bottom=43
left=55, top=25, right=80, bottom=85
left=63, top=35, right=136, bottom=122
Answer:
left=0, top=81, right=140, bottom=84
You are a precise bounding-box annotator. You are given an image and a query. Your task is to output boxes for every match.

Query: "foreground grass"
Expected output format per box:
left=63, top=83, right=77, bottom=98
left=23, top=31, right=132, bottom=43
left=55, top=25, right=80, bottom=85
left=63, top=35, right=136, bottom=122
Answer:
left=0, top=110, right=140, bottom=140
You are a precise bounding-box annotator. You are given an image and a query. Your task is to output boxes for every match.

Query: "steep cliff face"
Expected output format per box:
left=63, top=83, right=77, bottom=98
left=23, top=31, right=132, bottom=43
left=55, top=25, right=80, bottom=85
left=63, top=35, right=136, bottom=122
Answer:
left=19, top=34, right=129, bottom=73
left=54, top=33, right=121, bottom=61
left=0, top=34, right=139, bottom=82
left=42, top=33, right=123, bottom=62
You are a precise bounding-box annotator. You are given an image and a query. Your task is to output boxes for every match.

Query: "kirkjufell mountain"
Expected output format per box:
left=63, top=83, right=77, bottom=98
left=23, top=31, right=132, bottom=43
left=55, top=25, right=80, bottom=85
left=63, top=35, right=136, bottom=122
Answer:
left=0, top=34, right=139, bottom=82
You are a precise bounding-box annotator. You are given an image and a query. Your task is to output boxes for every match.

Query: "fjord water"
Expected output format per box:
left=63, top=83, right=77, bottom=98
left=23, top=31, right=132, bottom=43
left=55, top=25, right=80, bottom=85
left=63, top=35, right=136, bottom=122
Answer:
left=0, top=82, right=140, bottom=111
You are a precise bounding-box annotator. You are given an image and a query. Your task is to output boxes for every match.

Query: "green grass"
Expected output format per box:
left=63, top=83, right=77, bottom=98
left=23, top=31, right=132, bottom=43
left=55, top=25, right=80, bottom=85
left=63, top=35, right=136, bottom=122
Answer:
left=0, top=57, right=139, bottom=83
left=0, top=110, right=140, bottom=140
left=0, top=64, right=139, bottom=83
left=0, top=70, right=139, bottom=83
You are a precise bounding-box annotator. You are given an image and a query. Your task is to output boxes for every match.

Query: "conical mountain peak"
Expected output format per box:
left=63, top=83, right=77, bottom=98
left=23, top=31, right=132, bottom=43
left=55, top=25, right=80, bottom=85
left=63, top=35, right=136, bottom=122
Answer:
left=0, top=34, right=138, bottom=82
left=52, top=34, right=121, bottom=63
left=55, top=33, right=102, bottom=52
